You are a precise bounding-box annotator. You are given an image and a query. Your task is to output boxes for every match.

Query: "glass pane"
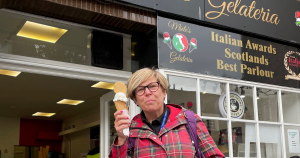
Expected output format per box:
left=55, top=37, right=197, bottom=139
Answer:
left=285, top=126, right=300, bottom=157
left=200, top=80, right=227, bottom=118
left=229, top=84, right=254, bottom=120
left=202, top=119, right=229, bottom=157
left=282, top=91, right=300, bottom=124
left=259, top=124, right=282, bottom=158
left=257, top=88, right=279, bottom=122
left=0, top=10, right=132, bottom=72
left=167, top=75, right=197, bottom=113
left=231, top=122, right=256, bottom=157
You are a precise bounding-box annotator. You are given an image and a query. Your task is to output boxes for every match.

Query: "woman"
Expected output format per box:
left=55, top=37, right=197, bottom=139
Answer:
left=110, top=68, right=224, bottom=158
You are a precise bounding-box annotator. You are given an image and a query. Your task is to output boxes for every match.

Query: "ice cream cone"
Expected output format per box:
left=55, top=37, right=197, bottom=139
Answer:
left=166, top=41, right=172, bottom=49
left=114, top=100, right=128, bottom=111
left=189, top=38, right=197, bottom=53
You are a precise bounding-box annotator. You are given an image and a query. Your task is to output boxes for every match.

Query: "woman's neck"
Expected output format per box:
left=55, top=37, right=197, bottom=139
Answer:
left=144, top=105, right=164, bottom=124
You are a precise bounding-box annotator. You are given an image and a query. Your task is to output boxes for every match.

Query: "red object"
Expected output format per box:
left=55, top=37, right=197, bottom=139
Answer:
left=187, top=101, right=193, bottom=108
left=164, top=32, right=170, bottom=38
left=296, top=11, right=300, bottom=18
left=191, top=38, right=197, bottom=44
left=37, top=132, right=62, bottom=140
left=19, top=118, right=62, bottom=153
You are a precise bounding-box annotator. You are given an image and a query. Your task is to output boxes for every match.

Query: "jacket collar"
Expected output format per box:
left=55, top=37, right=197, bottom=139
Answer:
left=129, top=104, right=188, bottom=138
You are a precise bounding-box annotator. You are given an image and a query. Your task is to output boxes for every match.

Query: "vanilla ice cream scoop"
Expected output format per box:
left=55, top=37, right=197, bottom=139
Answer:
left=113, top=92, right=128, bottom=102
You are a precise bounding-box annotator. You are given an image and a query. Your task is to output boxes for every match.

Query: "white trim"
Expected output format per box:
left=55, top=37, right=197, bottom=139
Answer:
left=284, top=123, right=300, bottom=127
left=278, top=90, right=287, bottom=158
left=253, top=87, right=262, bottom=158
left=196, top=78, right=201, bottom=116
left=258, top=121, right=282, bottom=125
left=226, top=83, right=233, bottom=158
left=0, top=53, right=131, bottom=83
left=100, top=91, right=115, bottom=158
left=200, top=116, right=229, bottom=121
left=0, top=9, right=132, bottom=38
left=231, top=119, right=256, bottom=123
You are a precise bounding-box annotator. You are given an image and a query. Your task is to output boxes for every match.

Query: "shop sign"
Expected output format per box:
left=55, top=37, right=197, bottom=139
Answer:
left=287, top=129, right=300, bottom=153
left=158, top=16, right=300, bottom=89
left=218, top=92, right=245, bottom=119
left=118, top=0, right=204, bottom=20
left=205, top=0, right=300, bottom=44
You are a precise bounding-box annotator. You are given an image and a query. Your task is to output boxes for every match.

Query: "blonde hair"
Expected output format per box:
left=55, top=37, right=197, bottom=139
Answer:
left=127, top=67, right=168, bottom=101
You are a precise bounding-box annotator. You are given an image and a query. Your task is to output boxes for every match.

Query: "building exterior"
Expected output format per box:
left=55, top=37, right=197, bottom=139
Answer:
left=0, top=0, right=300, bottom=158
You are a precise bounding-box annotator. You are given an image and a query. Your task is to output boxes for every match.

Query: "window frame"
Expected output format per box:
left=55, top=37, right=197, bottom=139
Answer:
left=159, top=68, right=300, bottom=158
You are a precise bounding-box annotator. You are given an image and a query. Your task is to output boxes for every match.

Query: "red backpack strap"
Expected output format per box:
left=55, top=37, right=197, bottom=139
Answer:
left=185, top=110, right=205, bottom=158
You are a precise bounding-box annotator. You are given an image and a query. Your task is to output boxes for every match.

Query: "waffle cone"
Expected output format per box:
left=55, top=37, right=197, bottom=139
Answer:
left=114, top=100, right=128, bottom=111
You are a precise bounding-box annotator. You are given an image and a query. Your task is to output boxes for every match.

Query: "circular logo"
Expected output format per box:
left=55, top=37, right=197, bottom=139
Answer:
left=172, top=33, right=188, bottom=52
left=284, top=51, right=300, bottom=77
left=218, top=92, right=245, bottom=119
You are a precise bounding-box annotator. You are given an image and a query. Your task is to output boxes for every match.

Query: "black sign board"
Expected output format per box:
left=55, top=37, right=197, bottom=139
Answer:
left=119, top=0, right=204, bottom=20
left=204, top=0, right=300, bottom=44
left=158, top=16, right=300, bottom=89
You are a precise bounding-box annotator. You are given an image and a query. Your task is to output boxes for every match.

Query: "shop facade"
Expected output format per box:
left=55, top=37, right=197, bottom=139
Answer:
left=121, top=0, right=300, bottom=158
left=1, top=0, right=300, bottom=158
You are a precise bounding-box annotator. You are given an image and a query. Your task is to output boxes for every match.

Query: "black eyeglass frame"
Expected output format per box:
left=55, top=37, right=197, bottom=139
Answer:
left=134, top=82, right=160, bottom=96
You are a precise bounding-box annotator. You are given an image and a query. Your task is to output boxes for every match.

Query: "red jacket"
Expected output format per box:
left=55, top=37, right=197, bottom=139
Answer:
left=109, top=104, right=224, bottom=158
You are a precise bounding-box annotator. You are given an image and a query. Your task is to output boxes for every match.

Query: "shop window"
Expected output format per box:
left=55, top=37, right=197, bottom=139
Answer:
left=203, top=119, right=229, bottom=157
left=257, top=88, right=279, bottom=122
left=282, top=91, right=300, bottom=124
left=231, top=122, right=257, bottom=157
left=285, top=126, right=300, bottom=158
left=259, top=124, right=282, bottom=158
left=167, top=75, right=197, bottom=113
left=200, top=80, right=227, bottom=118
left=0, top=10, right=132, bottom=72
left=229, top=84, right=254, bottom=120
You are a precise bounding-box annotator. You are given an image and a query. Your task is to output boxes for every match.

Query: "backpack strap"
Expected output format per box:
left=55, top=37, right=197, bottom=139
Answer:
left=185, top=110, right=205, bottom=158
left=127, top=137, right=135, bottom=157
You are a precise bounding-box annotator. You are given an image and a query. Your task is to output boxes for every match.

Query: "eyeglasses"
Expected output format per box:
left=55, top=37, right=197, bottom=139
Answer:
left=135, top=82, right=160, bottom=96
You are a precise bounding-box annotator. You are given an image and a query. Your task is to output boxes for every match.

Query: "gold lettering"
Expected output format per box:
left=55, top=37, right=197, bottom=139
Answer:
left=206, top=0, right=229, bottom=19
left=205, top=0, right=280, bottom=25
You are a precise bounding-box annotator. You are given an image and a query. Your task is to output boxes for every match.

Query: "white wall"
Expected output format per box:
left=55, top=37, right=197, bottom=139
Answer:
left=0, top=117, right=20, bottom=158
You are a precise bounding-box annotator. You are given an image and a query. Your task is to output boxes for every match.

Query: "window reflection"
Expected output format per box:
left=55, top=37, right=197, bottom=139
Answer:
left=231, top=122, right=256, bottom=157
left=200, top=80, right=226, bottom=118
left=167, top=75, right=197, bottom=113
left=259, top=124, right=282, bottom=158
left=203, top=119, right=229, bottom=157
left=230, top=84, right=254, bottom=120
left=282, top=91, right=300, bottom=124
left=257, top=88, right=279, bottom=122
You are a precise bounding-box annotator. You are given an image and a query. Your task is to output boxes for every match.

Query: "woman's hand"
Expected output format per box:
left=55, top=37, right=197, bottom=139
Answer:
left=114, top=110, right=130, bottom=145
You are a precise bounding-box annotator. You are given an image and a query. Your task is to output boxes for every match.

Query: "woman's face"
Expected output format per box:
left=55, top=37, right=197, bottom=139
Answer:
left=134, top=77, right=166, bottom=114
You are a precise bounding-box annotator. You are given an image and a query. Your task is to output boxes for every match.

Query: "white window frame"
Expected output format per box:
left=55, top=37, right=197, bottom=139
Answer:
left=160, top=68, right=300, bottom=158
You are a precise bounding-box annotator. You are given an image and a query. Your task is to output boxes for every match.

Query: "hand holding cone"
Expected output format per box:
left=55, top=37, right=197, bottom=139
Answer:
left=113, top=81, right=130, bottom=136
